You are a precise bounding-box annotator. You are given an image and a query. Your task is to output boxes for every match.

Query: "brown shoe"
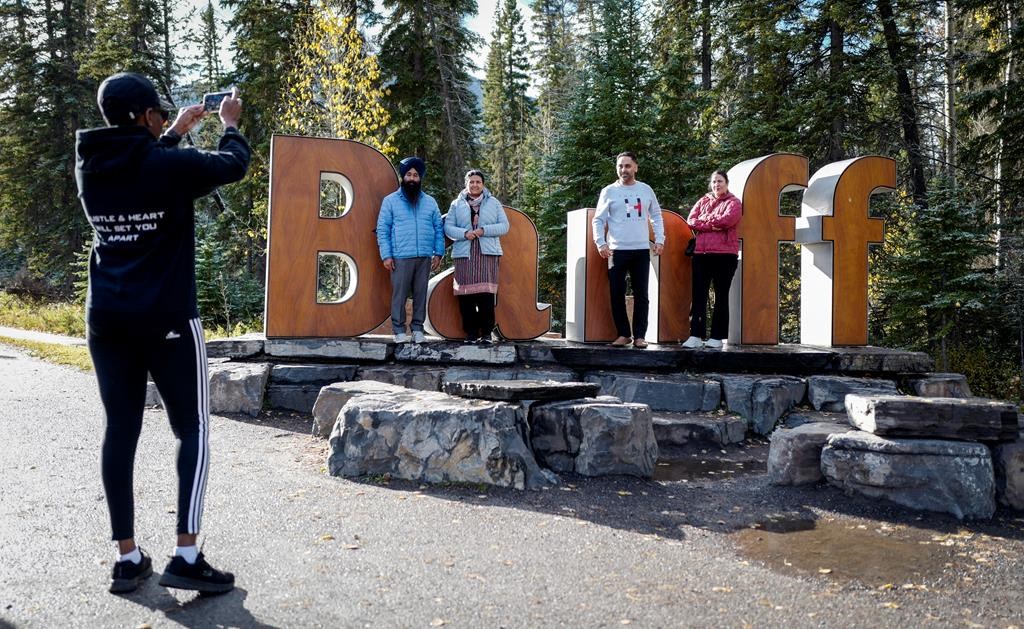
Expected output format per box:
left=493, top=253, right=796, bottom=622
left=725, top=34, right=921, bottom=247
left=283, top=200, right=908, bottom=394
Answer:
left=610, top=336, right=632, bottom=347
left=633, top=338, right=649, bottom=349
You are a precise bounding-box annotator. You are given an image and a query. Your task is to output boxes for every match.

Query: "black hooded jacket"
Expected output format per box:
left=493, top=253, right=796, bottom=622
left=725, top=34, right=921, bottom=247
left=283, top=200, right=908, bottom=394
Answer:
left=75, top=125, right=250, bottom=331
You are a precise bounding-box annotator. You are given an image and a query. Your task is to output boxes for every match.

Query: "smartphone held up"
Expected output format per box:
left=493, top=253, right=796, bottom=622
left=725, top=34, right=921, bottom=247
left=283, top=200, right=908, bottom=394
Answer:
left=203, top=90, right=233, bottom=112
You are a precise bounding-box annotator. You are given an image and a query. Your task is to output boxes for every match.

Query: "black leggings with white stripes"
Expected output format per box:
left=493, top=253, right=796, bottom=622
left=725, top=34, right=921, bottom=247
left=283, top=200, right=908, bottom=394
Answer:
left=87, top=317, right=210, bottom=541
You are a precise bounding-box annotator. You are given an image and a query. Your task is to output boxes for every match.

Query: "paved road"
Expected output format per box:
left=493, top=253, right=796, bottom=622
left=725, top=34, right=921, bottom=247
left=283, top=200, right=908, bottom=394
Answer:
left=0, top=326, right=85, bottom=346
left=1, top=344, right=1023, bottom=628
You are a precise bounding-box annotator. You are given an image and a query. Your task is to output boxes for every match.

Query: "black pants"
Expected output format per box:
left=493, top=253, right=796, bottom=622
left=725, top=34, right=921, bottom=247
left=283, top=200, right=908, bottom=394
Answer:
left=690, top=253, right=739, bottom=340
left=458, top=293, right=496, bottom=340
left=608, top=248, right=650, bottom=339
left=88, top=317, right=210, bottom=541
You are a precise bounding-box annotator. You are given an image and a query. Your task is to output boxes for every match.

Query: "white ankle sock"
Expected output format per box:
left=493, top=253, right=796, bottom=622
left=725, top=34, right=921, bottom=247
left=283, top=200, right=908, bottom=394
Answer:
left=118, top=547, right=142, bottom=564
left=174, top=545, right=199, bottom=564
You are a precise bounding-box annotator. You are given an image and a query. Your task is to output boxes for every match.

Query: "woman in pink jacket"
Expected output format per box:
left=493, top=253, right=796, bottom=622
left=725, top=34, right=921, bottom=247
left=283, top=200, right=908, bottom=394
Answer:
left=682, top=170, right=742, bottom=349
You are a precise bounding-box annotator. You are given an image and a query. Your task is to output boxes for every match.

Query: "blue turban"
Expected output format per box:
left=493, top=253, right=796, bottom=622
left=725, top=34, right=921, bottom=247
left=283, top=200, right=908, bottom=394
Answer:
left=398, top=156, right=426, bottom=178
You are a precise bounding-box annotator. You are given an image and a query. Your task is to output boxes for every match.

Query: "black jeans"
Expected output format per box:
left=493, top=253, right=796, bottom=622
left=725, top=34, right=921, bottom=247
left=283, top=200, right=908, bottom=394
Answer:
left=690, top=253, right=738, bottom=340
left=458, top=293, right=496, bottom=340
left=88, top=317, right=210, bottom=540
left=608, top=248, right=650, bottom=339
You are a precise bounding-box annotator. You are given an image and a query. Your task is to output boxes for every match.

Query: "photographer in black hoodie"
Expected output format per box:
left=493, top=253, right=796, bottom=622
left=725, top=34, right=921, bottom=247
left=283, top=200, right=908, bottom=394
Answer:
left=75, top=72, right=250, bottom=594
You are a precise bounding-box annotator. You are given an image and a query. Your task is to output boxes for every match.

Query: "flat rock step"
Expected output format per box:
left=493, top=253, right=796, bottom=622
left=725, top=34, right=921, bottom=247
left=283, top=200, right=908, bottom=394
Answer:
left=846, top=394, right=1019, bottom=441
left=651, top=413, right=746, bottom=447
left=584, top=371, right=720, bottom=412
left=443, top=379, right=600, bottom=402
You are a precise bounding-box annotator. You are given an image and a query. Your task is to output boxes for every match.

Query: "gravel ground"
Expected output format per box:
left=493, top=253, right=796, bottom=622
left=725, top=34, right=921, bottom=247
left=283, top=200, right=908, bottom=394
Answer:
left=1, top=345, right=1023, bottom=628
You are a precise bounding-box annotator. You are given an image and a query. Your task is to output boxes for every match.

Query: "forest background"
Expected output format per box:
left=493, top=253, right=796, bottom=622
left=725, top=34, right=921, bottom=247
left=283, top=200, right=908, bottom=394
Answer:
left=0, top=0, right=1021, bottom=399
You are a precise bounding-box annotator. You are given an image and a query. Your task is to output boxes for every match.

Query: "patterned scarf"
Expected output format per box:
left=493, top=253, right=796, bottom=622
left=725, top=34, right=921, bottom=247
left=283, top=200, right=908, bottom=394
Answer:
left=465, top=189, right=485, bottom=228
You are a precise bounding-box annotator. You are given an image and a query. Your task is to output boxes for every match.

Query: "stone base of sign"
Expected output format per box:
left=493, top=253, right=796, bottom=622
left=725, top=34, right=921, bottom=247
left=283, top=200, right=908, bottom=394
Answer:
left=208, top=362, right=272, bottom=417
left=312, top=380, right=409, bottom=439
left=992, top=442, right=1024, bottom=510
left=902, top=372, right=973, bottom=398
left=714, top=374, right=807, bottom=436
left=806, top=375, right=899, bottom=412
left=394, top=341, right=517, bottom=365
left=356, top=366, right=447, bottom=392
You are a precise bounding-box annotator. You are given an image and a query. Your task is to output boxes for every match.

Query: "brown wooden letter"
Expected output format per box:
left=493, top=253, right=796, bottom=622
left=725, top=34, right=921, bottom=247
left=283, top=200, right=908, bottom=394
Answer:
left=798, top=156, right=895, bottom=346
left=727, top=153, right=809, bottom=345
left=425, top=206, right=551, bottom=341
left=265, top=135, right=396, bottom=337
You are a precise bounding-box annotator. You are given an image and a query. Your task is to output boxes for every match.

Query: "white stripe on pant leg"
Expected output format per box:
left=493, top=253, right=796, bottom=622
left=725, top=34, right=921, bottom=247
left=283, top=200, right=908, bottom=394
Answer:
left=186, top=317, right=210, bottom=534
left=194, top=317, right=210, bottom=532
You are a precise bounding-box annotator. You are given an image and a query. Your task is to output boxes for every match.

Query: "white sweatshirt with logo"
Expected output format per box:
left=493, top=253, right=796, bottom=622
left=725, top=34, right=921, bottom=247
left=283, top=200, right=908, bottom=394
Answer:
left=592, top=180, right=665, bottom=251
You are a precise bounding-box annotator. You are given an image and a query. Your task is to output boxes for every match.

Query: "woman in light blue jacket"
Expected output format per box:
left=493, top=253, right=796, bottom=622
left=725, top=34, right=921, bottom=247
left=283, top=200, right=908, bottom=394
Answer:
left=444, top=169, right=510, bottom=343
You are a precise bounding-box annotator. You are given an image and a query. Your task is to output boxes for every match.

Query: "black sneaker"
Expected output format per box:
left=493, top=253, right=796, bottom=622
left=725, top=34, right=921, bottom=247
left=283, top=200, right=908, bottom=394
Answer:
left=158, top=553, right=235, bottom=594
left=109, top=549, right=153, bottom=593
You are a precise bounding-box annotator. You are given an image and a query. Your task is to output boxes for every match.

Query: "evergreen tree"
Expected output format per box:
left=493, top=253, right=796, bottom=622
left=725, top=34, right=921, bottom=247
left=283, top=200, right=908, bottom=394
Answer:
left=378, top=0, right=481, bottom=199
left=481, top=0, right=532, bottom=204
left=280, top=1, right=396, bottom=157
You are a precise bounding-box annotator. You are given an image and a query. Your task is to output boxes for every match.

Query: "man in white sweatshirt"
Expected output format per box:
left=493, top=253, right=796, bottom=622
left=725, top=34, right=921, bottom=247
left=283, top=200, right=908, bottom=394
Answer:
left=592, top=151, right=666, bottom=348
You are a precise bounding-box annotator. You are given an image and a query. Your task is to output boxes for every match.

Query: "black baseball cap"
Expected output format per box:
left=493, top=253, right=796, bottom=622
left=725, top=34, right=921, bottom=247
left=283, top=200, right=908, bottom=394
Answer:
left=97, top=72, right=170, bottom=126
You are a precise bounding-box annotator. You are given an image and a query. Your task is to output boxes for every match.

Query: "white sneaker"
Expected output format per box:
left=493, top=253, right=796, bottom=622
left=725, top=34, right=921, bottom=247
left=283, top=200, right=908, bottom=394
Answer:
left=681, top=336, right=702, bottom=349
left=412, top=331, right=426, bottom=344
left=394, top=332, right=409, bottom=343
left=704, top=338, right=724, bottom=349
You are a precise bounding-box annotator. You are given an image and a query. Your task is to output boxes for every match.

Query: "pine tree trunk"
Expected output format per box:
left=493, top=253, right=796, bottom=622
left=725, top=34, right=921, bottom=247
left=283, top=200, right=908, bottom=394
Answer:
left=700, top=0, right=711, bottom=90
left=828, top=15, right=845, bottom=162
left=878, top=0, right=929, bottom=209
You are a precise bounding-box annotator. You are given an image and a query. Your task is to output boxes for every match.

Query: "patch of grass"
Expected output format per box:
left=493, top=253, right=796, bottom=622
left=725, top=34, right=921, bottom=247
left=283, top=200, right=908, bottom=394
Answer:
left=0, top=293, right=85, bottom=337
left=0, top=337, right=93, bottom=371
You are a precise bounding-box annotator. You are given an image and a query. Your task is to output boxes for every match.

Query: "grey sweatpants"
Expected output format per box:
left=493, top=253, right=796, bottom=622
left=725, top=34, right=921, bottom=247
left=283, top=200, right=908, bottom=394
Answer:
left=391, top=257, right=431, bottom=333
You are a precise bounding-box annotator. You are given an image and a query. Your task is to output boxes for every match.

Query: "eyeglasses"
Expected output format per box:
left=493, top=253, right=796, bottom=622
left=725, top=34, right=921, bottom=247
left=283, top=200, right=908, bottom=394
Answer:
left=156, top=108, right=169, bottom=122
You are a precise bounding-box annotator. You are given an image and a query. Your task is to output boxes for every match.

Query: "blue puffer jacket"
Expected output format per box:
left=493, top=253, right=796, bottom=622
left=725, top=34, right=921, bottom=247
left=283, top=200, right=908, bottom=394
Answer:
left=376, top=188, right=445, bottom=260
left=443, top=190, right=510, bottom=259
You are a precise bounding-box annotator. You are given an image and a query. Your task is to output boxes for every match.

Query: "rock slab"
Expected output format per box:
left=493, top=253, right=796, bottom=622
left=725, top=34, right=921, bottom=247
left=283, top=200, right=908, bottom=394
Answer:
left=652, top=413, right=746, bottom=447
left=768, top=422, right=854, bottom=486
left=443, top=380, right=600, bottom=402
left=208, top=362, right=271, bottom=417
left=530, top=399, right=658, bottom=478
left=806, top=375, right=898, bottom=412
left=312, top=380, right=409, bottom=438
left=584, top=372, right=720, bottom=412
left=821, top=431, right=996, bottom=520
left=993, top=442, right=1024, bottom=510
left=845, top=394, right=1019, bottom=441
left=357, top=366, right=447, bottom=391
left=269, top=364, right=357, bottom=385
left=328, top=389, right=557, bottom=489
left=394, top=342, right=516, bottom=365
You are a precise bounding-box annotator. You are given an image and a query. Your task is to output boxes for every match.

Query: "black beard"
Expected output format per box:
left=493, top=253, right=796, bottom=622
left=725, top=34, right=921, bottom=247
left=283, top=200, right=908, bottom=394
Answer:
left=402, top=179, right=421, bottom=200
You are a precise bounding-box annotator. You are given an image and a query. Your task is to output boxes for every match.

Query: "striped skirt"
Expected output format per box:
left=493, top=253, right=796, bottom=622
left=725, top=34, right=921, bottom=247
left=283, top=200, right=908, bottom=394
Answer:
left=454, top=239, right=500, bottom=295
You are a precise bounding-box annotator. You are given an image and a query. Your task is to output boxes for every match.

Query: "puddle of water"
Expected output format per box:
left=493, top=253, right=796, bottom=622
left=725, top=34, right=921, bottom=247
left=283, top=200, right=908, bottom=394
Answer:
left=734, top=517, right=959, bottom=587
left=653, top=455, right=764, bottom=481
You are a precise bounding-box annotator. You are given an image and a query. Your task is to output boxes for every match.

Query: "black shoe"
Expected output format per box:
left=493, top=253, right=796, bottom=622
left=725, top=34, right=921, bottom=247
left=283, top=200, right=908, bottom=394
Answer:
left=109, top=549, right=153, bottom=593
left=477, top=337, right=492, bottom=346
left=158, top=552, right=235, bottom=594
left=463, top=337, right=478, bottom=344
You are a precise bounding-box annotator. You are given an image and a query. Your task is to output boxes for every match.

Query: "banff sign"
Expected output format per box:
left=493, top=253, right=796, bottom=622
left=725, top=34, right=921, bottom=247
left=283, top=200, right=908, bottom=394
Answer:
left=265, top=136, right=895, bottom=347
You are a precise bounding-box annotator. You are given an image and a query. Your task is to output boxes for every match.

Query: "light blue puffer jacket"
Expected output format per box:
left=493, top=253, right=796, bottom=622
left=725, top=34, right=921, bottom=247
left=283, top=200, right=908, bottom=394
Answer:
left=443, top=190, right=510, bottom=259
left=376, top=188, right=445, bottom=260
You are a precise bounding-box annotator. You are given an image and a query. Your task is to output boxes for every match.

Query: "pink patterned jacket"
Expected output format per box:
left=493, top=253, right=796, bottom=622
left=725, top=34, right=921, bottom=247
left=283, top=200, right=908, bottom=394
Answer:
left=687, top=192, right=742, bottom=255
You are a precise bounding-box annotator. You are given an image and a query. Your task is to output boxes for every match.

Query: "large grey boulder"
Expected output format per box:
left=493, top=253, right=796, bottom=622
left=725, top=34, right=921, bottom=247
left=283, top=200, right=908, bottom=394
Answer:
left=328, top=389, right=557, bottom=489
left=312, top=380, right=409, bottom=438
left=529, top=399, right=657, bottom=478
left=992, top=442, right=1024, bottom=510
left=768, top=422, right=854, bottom=486
left=584, top=372, right=720, bottom=412
left=806, top=376, right=898, bottom=412
left=845, top=394, right=1019, bottom=441
left=357, top=366, right=447, bottom=391
left=443, top=380, right=600, bottom=402
left=265, top=385, right=323, bottom=413
left=904, top=373, right=972, bottom=398
left=781, top=410, right=848, bottom=428
left=208, top=362, right=271, bottom=417
left=715, top=375, right=807, bottom=436
left=821, top=431, right=996, bottom=520
left=652, top=413, right=746, bottom=447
